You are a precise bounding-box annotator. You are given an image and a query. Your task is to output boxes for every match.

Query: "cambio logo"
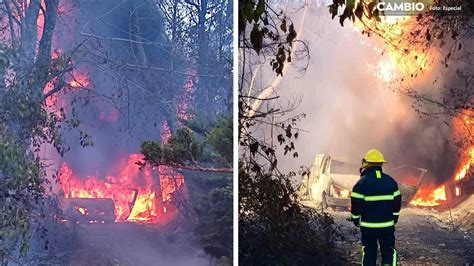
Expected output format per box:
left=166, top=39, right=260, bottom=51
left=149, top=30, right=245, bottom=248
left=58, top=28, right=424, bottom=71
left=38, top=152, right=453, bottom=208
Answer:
left=376, top=0, right=426, bottom=15
left=377, top=2, right=425, bottom=11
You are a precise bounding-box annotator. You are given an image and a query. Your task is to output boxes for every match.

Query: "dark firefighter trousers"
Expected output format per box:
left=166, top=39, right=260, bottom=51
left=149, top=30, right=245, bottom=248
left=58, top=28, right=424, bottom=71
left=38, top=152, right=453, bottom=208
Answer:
left=361, top=227, right=397, bottom=266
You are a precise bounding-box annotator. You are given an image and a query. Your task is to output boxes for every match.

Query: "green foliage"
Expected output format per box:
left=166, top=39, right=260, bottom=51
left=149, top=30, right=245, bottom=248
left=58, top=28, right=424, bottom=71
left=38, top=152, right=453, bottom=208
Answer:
left=141, top=116, right=233, bottom=260
left=141, top=116, right=232, bottom=170
left=141, top=127, right=204, bottom=167
left=239, top=2, right=345, bottom=263
left=239, top=87, right=344, bottom=263
left=205, top=116, right=233, bottom=165
left=0, top=134, right=41, bottom=259
left=194, top=180, right=233, bottom=259
left=0, top=87, right=59, bottom=260
left=239, top=168, right=344, bottom=265
left=239, top=0, right=298, bottom=76
left=328, top=0, right=380, bottom=26
left=168, top=128, right=204, bottom=162
left=0, top=46, right=74, bottom=262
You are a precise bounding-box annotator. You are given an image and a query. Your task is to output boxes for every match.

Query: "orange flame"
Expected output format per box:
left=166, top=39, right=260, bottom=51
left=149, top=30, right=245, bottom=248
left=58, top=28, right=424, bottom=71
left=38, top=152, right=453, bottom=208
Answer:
left=338, top=189, right=351, bottom=199
left=410, top=185, right=447, bottom=207
left=68, top=73, right=90, bottom=88
left=76, top=207, right=88, bottom=215
left=59, top=154, right=185, bottom=223
left=453, top=113, right=473, bottom=181
left=357, top=15, right=432, bottom=83
left=455, top=148, right=474, bottom=181
left=176, top=68, right=196, bottom=121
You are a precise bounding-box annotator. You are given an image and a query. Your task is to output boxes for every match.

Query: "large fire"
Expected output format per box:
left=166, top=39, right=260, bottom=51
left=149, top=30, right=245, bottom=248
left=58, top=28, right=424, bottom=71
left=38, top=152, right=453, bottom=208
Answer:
left=361, top=16, right=432, bottom=82
left=408, top=146, right=473, bottom=207
left=59, top=154, right=185, bottom=223
left=2, top=0, right=196, bottom=225
left=362, top=12, right=473, bottom=207
left=410, top=185, right=447, bottom=207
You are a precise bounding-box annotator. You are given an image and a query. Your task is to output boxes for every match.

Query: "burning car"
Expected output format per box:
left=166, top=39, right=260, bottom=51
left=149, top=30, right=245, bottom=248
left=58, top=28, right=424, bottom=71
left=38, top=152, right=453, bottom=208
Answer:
left=61, top=197, right=116, bottom=224
left=298, top=154, right=427, bottom=209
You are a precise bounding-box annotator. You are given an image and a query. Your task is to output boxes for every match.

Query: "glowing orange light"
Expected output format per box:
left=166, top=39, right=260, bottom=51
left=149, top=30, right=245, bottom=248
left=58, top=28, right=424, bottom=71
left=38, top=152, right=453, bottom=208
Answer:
left=68, top=74, right=90, bottom=88
left=59, top=154, right=185, bottom=223
left=410, top=185, right=446, bottom=207
left=455, top=148, right=474, bottom=181
left=357, top=16, right=431, bottom=83
left=77, top=207, right=88, bottom=215
left=339, top=189, right=351, bottom=199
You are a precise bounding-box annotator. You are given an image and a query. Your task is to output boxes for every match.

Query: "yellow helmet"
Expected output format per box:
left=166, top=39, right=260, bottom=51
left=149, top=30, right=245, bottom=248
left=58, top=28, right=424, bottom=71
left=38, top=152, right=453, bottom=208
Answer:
left=363, top=149, right=387, bottom=163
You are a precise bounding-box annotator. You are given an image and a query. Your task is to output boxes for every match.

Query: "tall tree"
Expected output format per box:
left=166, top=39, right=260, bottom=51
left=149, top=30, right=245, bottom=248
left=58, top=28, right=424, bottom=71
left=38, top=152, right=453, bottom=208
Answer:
left=0, top=0, right=78, bottom=262
left=238, top=1, right=345, bottom=264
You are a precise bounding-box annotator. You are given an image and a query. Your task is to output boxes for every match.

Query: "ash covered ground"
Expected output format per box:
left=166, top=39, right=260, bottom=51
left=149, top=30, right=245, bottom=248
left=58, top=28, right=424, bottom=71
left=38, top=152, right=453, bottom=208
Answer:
left=329, top=196, right=474, bottom=265
left=26, top=222, right=210, bottom=266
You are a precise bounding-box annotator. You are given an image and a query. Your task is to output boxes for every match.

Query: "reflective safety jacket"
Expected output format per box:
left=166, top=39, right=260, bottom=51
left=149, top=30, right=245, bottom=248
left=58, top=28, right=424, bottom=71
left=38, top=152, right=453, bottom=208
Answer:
left=351, top=166, right=402, bottom=228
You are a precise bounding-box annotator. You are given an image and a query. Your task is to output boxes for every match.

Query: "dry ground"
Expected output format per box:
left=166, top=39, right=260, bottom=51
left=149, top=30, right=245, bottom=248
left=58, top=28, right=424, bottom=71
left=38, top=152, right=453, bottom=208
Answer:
left=23, top=222, right=210, bottom=266
left=331, top=195, right=474, bottom=265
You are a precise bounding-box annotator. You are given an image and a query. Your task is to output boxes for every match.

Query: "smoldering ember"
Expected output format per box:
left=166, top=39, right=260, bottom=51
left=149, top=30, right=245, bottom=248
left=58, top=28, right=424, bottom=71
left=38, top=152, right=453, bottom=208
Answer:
left=238, top=1, right=473, bottom=265
left=0, top=0, right=233, bottom=265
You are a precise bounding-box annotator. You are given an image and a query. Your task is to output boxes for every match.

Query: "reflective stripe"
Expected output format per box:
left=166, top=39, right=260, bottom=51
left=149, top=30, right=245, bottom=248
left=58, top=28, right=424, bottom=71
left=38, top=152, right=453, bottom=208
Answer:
left=393, top=190, right=401, bottom=197
left=376, top=170, right=382, bottom=179
left=361, top=246, right=365, bottom=266
left=392, top=247, right=397, bottom=265
left=352, top=192, right=398, bottom=201
left=393, top=212, right=400, bottom=216
left=364, top=195, right=394, bottom=201
left=351, top=214, right=360, bottom=219
left=360, top=220, right=395, bottom=228
left=351, top=191, right=365, bottom=199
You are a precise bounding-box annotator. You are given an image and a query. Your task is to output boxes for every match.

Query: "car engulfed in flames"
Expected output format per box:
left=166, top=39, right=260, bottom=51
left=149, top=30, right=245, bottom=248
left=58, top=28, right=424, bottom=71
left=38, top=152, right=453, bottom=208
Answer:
left=299, top=152, right=473, bottom=210
left=57, top=154, right=186, bottom=224
left=298, top=154, right=426, bottom=209
left=60, top=197, right=116, bottom=224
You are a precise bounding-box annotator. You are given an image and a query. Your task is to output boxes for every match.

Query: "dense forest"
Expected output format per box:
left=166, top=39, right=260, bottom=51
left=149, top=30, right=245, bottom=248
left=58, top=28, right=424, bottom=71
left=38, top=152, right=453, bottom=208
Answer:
left=0, top=0, right=232, bottom=265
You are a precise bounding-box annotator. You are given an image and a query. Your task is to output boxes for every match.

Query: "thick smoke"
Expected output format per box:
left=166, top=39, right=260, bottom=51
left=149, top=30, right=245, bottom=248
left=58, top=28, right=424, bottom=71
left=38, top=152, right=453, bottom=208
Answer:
left=44, top=0, right=173, bottom=177
left=33, top=0, right=215, bottom=264
left=270, top=4, right=464, bottom=184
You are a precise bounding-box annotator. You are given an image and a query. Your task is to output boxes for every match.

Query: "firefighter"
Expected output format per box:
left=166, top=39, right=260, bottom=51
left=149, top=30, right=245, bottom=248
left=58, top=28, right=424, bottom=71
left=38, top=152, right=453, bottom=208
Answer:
left=350, top=149, right=401, bottom=266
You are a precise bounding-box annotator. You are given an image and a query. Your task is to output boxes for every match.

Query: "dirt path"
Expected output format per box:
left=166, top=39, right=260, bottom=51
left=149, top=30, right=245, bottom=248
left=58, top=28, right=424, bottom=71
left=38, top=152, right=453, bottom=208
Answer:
left=28, top=223, right=210, bottom=266
left=331, top=207, right=474, bottom=265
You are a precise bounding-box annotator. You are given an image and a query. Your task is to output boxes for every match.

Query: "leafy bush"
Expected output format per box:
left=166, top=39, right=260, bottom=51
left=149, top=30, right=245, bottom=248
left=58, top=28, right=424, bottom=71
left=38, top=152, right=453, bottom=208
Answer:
left=239, top=168, right=345, bottom=265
